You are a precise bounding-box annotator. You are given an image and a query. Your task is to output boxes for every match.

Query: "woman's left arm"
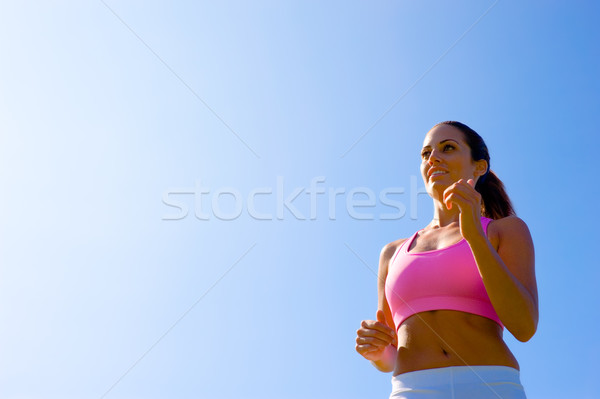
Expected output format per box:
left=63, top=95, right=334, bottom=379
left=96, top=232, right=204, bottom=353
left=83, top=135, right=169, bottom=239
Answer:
left=444, top=179, right=539, bottom=342
left=467, top=215, right=539, bottom=342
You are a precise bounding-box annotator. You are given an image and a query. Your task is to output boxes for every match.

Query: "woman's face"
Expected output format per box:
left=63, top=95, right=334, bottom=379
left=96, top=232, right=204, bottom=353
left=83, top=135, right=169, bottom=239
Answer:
left=420, top=124, right=487, bottom=196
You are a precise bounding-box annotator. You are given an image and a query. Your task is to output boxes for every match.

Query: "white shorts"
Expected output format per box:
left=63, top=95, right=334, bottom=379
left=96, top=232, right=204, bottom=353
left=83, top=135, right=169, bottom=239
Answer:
left=390, top=365, right=527, bottom=399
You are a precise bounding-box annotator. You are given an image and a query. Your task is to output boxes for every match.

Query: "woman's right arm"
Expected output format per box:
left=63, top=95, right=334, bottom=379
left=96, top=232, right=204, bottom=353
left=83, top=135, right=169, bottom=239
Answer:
left=355, top=242, right=403, bottom=373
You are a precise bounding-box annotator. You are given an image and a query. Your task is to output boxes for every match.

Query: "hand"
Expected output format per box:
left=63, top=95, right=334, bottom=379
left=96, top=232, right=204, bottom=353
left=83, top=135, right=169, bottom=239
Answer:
left=355, top=310, right=397, bottom=362
left=443, top=179, right=484, bottom=240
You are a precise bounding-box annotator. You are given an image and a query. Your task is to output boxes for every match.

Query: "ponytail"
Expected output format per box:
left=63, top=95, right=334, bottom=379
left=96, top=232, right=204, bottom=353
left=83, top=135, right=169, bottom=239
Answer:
left=476, top=170, right=515, bottom=219
left=435, top=121, right=516, bottom=220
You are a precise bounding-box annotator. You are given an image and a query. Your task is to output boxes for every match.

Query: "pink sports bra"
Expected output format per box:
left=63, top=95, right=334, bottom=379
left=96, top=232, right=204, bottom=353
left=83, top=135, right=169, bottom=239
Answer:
left=385, top=216, right=504, bottom=331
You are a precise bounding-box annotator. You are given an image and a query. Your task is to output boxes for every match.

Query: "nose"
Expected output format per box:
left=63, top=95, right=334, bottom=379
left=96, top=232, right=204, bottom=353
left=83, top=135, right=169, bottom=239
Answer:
left=427, top=149, right=442, bottom=165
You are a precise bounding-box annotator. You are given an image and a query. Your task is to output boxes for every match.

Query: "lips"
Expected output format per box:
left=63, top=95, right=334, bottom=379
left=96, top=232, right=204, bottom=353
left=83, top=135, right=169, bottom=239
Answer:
left=428, top=168, right=448, bottom=179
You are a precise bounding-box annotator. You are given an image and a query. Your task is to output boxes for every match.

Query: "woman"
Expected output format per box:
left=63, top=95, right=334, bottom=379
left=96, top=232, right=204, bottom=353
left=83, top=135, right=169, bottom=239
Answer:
left=355, top=121, right=538, bottom=399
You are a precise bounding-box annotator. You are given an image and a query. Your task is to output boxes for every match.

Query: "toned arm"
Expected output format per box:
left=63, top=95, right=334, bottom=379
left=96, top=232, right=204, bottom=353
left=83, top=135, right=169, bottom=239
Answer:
left=469, top=216, right=539, bottom=342
left=371, top=241, right=404, bottom=372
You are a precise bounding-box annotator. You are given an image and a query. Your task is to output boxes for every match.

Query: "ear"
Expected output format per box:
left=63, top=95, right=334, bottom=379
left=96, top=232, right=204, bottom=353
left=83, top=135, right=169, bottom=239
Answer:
left=473, top=159, right=488, bottom=178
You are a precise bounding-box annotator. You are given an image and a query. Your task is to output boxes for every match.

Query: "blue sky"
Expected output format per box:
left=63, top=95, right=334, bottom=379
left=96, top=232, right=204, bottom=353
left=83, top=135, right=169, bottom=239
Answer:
left=0, top=1, right=598, bottom=398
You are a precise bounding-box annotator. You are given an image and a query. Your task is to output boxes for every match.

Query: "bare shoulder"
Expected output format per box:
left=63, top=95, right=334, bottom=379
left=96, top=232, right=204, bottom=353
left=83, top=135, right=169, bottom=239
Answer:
left=488, top=215, right=532, bottom=240
left=488, top=215, right=535, bottom=275
left=378, top=238, right=409, bottom=325
left=379, top=238, right=408, bottom=273
left=380, top=238, right=408, bottom=261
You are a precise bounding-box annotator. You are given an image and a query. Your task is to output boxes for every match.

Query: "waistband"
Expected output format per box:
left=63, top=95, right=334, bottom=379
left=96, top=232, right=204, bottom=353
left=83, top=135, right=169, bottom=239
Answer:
left=391, top=365, right=525, bottom=398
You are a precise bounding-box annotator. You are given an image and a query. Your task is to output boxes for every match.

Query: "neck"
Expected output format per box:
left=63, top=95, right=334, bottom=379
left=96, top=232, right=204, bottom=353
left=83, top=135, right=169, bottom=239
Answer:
left=430, top=200, right=461, bottom=228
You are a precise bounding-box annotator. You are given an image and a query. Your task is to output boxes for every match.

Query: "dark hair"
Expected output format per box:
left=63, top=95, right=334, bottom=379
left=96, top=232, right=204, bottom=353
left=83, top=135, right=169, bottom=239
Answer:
left=435, top=121, right=515, bottom=219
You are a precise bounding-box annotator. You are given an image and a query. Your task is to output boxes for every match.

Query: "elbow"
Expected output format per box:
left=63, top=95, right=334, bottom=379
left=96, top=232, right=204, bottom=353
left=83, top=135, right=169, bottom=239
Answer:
left=514, top=317, right=538, bottom=343
left=513, top=299, right=539, bottom=342
left=515, top=329, right=535, bottom=343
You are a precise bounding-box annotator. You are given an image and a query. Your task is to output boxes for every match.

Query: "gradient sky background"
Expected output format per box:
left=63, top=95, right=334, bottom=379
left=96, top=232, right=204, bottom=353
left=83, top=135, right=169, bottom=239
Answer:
left=0, top=1, right=598, bottom=399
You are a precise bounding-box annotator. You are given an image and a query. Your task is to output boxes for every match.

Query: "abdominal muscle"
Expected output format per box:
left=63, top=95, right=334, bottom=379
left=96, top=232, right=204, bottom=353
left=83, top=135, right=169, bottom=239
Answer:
left=393, top=309, right=519, bottom=376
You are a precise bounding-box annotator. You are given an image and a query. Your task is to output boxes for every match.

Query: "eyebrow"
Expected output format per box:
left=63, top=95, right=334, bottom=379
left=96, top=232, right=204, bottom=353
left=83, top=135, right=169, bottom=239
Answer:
left=421, top=139, right=459, bottom=150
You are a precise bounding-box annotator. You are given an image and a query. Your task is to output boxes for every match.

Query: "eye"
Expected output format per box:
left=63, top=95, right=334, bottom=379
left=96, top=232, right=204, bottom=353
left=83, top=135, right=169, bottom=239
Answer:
left=421, top=150, right=431, bottom=159
left=443, top=144, right=455, bottom=151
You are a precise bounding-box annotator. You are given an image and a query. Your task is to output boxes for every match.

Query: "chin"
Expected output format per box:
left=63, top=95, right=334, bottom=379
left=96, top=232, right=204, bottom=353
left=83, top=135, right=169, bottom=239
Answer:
left=426, top=182, right=447, bottom=197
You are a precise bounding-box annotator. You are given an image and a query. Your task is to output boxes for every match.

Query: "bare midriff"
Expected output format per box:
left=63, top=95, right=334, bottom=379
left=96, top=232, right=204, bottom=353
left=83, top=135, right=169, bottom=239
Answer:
left=393, top=309, right=519, bottom=376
